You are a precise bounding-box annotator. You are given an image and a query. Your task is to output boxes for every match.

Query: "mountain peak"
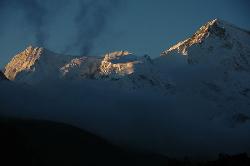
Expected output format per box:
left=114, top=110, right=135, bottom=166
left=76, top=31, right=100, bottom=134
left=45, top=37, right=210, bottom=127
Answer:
left=4, top=45, right=44, bottom=80
left=160, top=19, right=250, bottom=71
left=204, top=18, right=224, bottom=27
left=99, top=51, right=138, bottom=78
left=195, top=18, right=229, bottom=37
left=161, top=19, right=250, bottom=56
left=103, top=51, right=135, bottom=63
left=161, top=19, right=229, bottom=56
left=3, top=46, right=69, bottom=82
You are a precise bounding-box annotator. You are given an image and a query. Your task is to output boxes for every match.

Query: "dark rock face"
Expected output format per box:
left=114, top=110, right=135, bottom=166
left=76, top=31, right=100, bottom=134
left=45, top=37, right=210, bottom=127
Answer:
left=0, top=71, right=7, bottom=80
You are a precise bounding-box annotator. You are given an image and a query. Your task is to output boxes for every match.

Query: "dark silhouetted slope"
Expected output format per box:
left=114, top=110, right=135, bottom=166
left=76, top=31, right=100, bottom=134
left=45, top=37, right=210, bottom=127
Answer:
left=0, top=118, right=170, bottom=166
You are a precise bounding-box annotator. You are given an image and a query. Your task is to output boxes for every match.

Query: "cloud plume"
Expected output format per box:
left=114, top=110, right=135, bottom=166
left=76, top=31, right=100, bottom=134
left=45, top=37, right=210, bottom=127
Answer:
left=0, top=0, right=121, bottom=55
left=64, top=0, right=121, bottom=55
left=0, top=0, right=47, bottom=46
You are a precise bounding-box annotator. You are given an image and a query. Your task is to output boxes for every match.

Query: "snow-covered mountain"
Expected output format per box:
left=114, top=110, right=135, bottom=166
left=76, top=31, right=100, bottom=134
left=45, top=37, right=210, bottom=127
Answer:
left=1, top=18, right=250, bottom=159
left=3, top=46, right=72, bottom=84
left=3, top=47, right=140, bottom=82
left=4, top=19, right=250, bottom=85
left=3, top=46, right=164, bottom=91
left=3, top=18, right=250, bottom=114
left=60, top=51, right=141, bottom=80
left=3, top=18, right=250, bottom=110
left=161, top=19, right=250, bottom=70
left=156, top=19, right=250, bottom=114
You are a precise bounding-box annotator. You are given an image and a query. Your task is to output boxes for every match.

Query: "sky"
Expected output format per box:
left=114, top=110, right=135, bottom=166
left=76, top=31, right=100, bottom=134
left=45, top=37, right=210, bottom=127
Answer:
left=0, top=0, right=249, bottom=68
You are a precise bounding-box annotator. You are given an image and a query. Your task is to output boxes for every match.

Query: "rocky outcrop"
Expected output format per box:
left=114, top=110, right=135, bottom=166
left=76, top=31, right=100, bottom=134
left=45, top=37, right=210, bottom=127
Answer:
left=4, top=46, right=43, bottom=80
left=60, top=56, right=101, bottom=79
left=161, top=19, right=227, bottom=56
left=3, top=46, right=70, bottom=83
left=99, top=51, right=139, bottom=78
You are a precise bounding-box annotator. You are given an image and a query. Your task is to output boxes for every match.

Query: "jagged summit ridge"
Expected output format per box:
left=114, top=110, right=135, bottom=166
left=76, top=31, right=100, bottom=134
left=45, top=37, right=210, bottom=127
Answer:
left=4, top=46, right=43, bottom=80
left=3, top=19, right=250, bottom=85
left=161, top=18, right=250, bottom=56
left=102, top=51, right=135, bottom=63
left=160, top=18, right=250, bottom=72
left=4, top=46, right=141, bottom=82
left=60, top=51, right=141, bottom=80
left=3, top=45, right=71, bottom=82
left=99, top=51, right=139, bottom=77
left=161, top=19, right=226, bottom=56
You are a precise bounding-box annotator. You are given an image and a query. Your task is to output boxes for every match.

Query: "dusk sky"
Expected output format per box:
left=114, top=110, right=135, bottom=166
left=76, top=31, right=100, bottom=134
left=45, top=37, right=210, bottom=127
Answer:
left=0, top=0, right=249, bottom=68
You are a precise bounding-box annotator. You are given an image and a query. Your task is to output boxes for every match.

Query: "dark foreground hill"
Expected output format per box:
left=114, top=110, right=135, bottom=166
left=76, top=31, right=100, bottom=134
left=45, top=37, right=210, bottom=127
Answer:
left=0, top=117, right=249, bottom=166
left=0, top=117, right=170, bottom=166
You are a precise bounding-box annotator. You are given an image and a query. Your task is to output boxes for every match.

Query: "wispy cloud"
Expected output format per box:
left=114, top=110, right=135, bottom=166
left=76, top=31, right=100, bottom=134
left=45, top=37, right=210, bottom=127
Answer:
left=0, top=0, right=48, bottom=46
left=64, top=0, right=121, bottom=55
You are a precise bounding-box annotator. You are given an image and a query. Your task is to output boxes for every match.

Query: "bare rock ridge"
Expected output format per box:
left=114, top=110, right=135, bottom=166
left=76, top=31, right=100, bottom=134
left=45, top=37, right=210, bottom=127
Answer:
left=161, top=19, right=229, bottom=56
left=100, top=51, right=140, bottom=78
left=3, top=46, right=77, bottom=82
left=4, top=46, right=43, bottom=80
